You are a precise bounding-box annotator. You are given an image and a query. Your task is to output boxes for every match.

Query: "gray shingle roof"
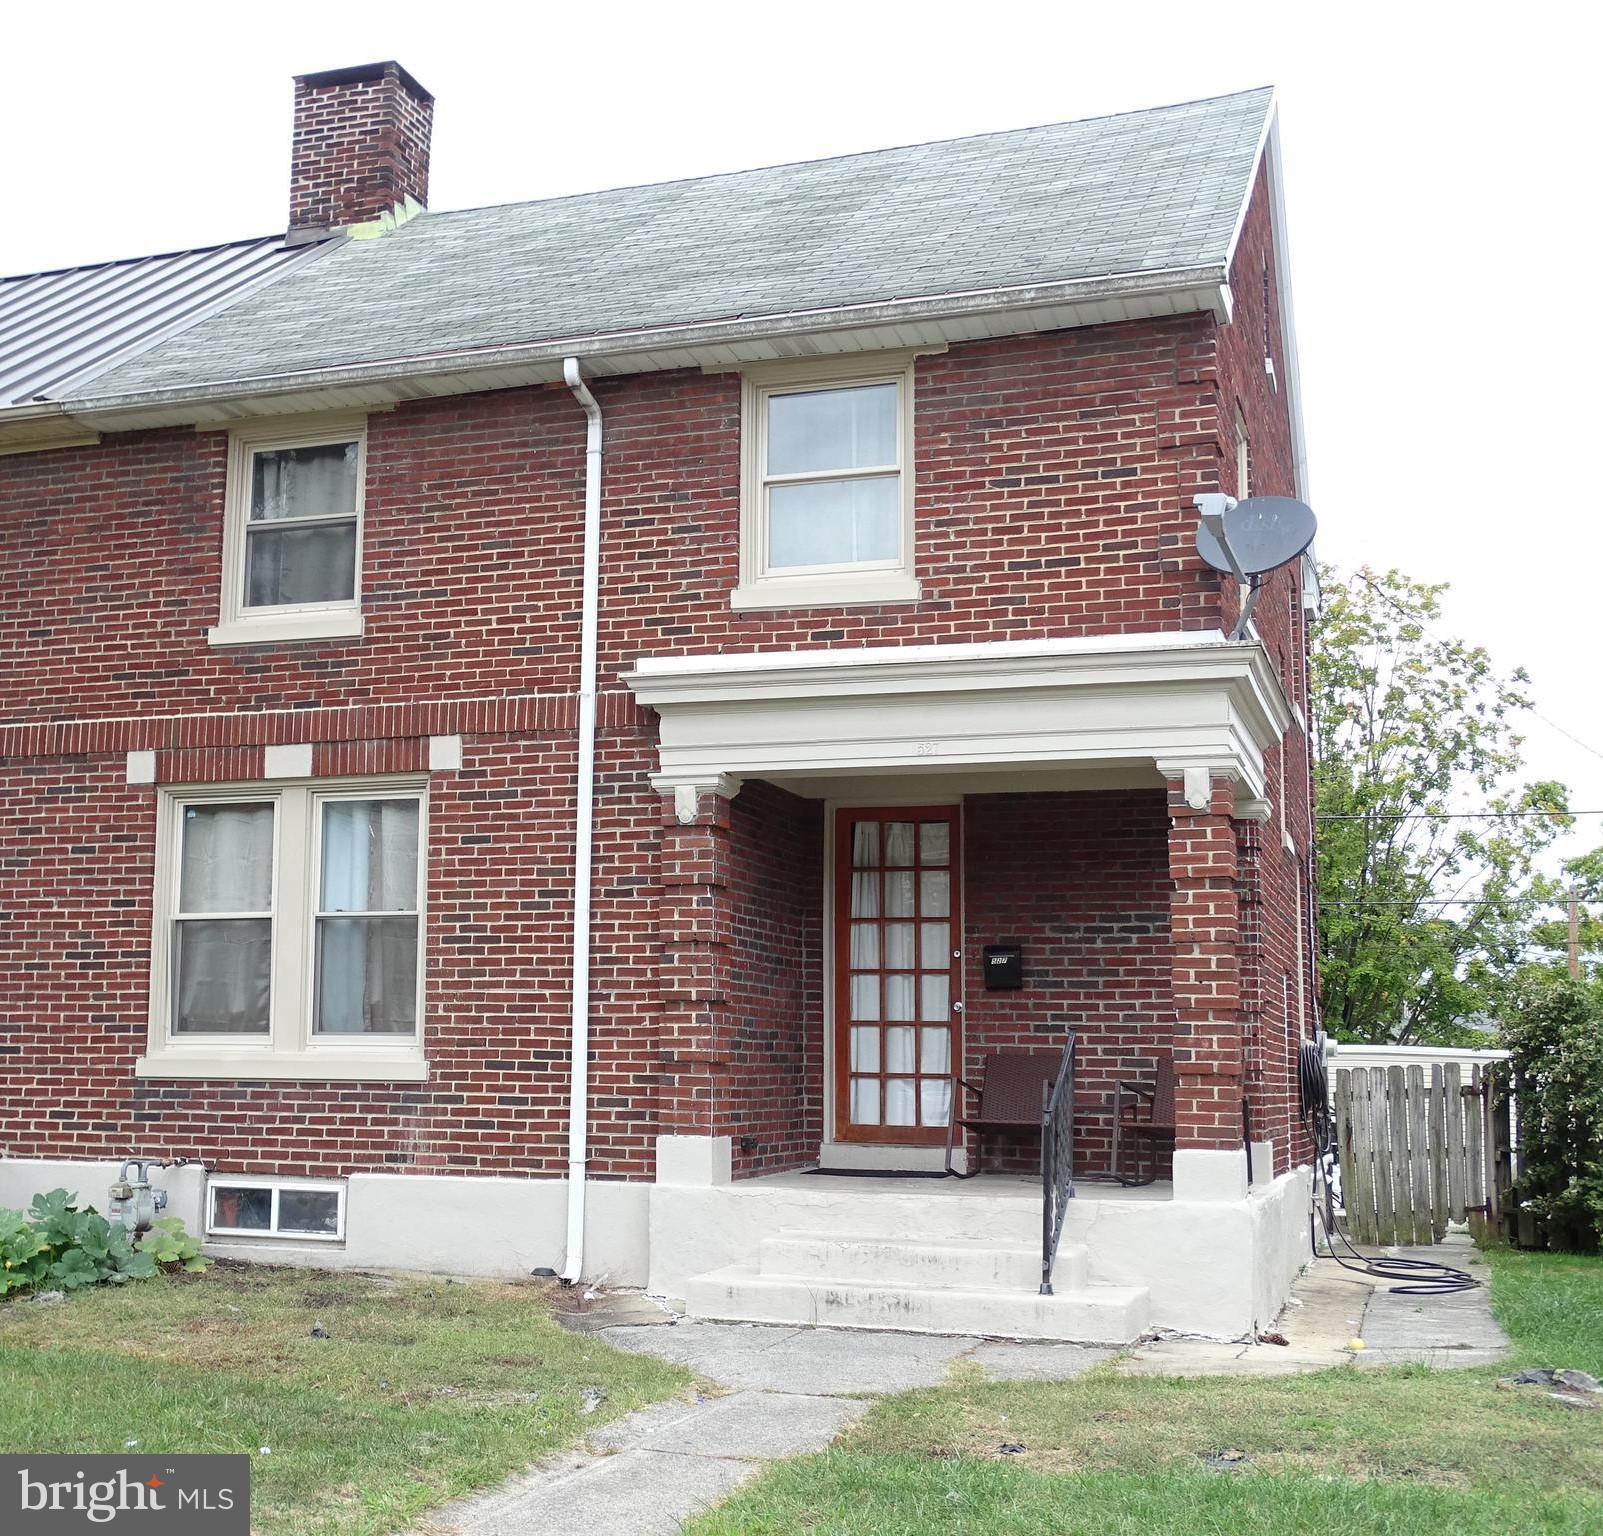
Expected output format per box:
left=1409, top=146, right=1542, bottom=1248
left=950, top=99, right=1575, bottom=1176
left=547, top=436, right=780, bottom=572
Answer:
left=0, top=237, right=329, bottom=406
left=73, top=88, right=1273, bottom=404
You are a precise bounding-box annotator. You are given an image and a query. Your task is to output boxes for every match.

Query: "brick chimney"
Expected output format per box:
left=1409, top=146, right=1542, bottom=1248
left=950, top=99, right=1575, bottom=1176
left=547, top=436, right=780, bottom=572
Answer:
left=288, top=61, right=433, bottom=235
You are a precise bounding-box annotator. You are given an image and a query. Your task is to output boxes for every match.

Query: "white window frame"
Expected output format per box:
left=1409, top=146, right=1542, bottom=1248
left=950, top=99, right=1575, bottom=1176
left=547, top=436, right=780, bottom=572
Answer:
left=139, top=775, right=428, bottom=1082
left=209, top=413, right=369, bottom=647
left=205, top=1175, right=347, bottom=1242
left=732, top=353, right=922, bottom=610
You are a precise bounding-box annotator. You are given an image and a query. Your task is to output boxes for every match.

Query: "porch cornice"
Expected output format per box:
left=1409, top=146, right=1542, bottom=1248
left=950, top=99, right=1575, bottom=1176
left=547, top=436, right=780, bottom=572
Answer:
left=625, top=631, right=1295, bottom=802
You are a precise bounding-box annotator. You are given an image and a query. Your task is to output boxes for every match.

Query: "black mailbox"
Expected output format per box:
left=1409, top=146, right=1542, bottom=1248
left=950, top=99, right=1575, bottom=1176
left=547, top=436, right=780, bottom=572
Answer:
left=982, top=944, right=1023, bottom=990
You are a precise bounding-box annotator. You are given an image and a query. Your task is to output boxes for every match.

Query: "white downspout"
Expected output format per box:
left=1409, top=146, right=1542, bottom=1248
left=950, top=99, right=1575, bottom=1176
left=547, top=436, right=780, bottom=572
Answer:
left=561, top=357, right=602, bottom=1284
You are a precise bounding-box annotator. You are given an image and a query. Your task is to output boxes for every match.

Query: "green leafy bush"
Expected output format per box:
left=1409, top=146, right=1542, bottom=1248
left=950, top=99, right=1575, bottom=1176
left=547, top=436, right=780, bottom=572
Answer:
left=0, top=1189, right=209, bottom=1299
left=1503, top=975, right=1603, bottom=1252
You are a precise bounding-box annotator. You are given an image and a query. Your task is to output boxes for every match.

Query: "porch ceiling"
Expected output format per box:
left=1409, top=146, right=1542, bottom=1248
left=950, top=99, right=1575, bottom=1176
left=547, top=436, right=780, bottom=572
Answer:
left=625, top=630, right=1294, bottom=808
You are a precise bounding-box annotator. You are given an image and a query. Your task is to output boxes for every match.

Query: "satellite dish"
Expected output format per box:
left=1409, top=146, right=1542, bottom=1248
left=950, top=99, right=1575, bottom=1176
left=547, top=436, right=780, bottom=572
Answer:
left=1195, top=496, right=1317, bottom=578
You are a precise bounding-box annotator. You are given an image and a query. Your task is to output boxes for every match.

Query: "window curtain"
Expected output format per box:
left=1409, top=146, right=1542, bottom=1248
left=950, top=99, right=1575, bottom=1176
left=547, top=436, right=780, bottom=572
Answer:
left=174, top=804, right=273, bottom=1034
left=250, top=442, right=358, bottom=521
left=316, top=800, right=419, bottom=1035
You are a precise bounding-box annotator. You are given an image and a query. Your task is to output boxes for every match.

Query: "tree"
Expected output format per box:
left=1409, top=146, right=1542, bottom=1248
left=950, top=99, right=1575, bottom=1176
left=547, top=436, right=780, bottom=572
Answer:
left=1311, top=567, right=1570, bottom=1043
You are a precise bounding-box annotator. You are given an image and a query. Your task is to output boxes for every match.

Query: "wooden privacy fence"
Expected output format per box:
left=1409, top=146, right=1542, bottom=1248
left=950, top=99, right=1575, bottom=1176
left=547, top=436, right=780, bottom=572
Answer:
left=1333, top=1062, right=1517, bottom=1246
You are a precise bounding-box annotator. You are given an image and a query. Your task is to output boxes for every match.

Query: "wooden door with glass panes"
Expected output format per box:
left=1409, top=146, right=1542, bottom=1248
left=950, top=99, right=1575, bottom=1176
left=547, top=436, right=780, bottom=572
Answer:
left=833, top=807, right=962, bottom=1144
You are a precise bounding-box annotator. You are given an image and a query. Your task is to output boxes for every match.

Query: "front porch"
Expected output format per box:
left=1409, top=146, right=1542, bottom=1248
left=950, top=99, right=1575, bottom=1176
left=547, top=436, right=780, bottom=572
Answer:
left=625, top=632, right=1312, bottom=1339
left=649, top=1162, right=1309, bottom=1341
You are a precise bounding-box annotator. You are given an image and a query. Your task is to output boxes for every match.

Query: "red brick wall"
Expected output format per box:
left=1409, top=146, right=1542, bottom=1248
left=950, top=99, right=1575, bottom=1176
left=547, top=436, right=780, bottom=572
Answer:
left=0, top=728, right=678, bottom=1181
left=1214, top=166, right=1317, bottom=1175
left=961, top=790, right=1175, bottom=1176
left=290, top=62, right=433, bottom=230
left=0, top=282, right=1313, bottom=1184
left=0, top=317, right=1230, bottom=726
left=724, top=782, right=824, bottom=1176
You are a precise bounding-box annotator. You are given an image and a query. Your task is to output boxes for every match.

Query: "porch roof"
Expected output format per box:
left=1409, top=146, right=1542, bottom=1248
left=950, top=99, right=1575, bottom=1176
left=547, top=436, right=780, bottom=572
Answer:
left=625, top=630, right=1294, bottom=813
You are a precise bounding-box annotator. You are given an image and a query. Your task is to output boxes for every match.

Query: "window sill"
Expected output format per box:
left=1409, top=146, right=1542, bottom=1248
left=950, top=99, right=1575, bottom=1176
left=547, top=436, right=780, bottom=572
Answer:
left=730, top=574, right=921, bottom=611
left=208, top=611, right=365, bottom=647
left=135, top=1051, right=427, bottom=1082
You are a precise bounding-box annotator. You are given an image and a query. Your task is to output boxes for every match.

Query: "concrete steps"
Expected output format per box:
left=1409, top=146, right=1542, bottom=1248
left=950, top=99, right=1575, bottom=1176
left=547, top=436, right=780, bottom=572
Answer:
left=757, top=1230, right=1087, bottom=1292
left=684, top=1228, right=1149, bottom=1344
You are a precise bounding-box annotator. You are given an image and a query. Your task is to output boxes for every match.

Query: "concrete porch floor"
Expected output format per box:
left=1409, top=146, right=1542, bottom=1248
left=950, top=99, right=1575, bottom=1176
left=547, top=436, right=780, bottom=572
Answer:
left=743, top=1169, right=1174, bottom=1201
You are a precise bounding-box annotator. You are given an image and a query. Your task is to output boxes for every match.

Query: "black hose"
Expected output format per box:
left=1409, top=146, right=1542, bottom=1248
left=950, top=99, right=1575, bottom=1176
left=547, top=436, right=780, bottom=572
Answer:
left=1300, top=1033, right=1479, bottom=1297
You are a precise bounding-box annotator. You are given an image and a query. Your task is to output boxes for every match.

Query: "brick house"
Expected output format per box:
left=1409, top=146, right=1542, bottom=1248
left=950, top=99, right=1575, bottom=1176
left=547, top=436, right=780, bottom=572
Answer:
left=0, top=63, right=1318, bottom=1339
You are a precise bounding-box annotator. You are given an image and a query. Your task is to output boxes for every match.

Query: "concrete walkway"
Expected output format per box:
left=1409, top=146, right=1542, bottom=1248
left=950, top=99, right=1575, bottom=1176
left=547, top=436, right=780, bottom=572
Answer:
left=415, top=1322, right=1113, bottom=1535
left=417, top=1236, right=1508, bottom=1535
left=1121, top=1234, right=1509, bottom=1376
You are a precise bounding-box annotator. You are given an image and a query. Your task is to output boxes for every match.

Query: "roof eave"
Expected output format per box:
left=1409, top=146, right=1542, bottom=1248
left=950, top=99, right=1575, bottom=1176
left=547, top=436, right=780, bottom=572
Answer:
left=56, top=263, right=1232, bottom=431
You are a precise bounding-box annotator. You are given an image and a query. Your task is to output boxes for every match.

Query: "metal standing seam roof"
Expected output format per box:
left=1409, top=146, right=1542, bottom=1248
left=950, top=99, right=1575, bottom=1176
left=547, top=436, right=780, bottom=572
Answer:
left=0, top=236, right=333, bottom=407
left=62, top=87, right=1274, bottom=407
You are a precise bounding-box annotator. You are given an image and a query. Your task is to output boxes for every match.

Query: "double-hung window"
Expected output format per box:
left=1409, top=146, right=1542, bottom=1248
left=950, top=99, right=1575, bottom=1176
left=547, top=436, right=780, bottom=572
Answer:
left=210, top=415, right=367, bottom=645
left=733, top=354, right=920, bottom=609
left=142, top=779, right=427, bottom=1080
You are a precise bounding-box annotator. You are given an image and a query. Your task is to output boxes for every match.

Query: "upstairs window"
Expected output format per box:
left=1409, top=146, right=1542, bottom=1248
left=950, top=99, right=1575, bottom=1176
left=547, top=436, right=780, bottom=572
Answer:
left=211, top=416, right=367, bottom=645
left=733, top=355, right=920, bottom=610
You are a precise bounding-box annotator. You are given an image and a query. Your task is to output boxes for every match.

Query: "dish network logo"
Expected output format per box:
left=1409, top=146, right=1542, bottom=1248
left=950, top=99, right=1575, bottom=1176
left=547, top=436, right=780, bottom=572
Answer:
left=5, top=1456, right=248, bottom=1531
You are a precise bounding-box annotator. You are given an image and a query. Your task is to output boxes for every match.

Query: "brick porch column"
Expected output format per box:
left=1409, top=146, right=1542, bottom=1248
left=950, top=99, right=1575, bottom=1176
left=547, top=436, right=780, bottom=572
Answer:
left=1165, top=768, right=1248, bottom=1200
left=655, top=775, right=741, bottom=1183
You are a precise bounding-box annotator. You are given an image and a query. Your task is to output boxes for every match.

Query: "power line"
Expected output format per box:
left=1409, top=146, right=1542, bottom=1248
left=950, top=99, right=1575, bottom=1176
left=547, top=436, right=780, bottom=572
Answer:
left=1317, top=809, right=1599, bottom=822
left=1344, top=568, right=1603, bottom=766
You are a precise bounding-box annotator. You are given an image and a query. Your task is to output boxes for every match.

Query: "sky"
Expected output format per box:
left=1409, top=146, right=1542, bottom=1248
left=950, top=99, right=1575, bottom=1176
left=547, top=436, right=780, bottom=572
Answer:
left=4, top=1, right=1600, bottom=862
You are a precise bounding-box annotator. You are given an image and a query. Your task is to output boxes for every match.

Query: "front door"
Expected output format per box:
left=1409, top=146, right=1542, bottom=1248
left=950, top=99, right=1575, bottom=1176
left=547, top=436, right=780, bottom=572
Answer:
left=833, top=806, right=962, bottom=1145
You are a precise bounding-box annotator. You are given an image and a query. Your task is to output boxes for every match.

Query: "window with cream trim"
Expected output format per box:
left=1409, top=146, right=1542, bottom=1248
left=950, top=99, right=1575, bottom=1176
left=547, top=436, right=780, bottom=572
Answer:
left=733, top=355, right=921, bottom=609
left=210, top=415, right=368, bottom=646
left=140, top=779, right=427, bottom=1081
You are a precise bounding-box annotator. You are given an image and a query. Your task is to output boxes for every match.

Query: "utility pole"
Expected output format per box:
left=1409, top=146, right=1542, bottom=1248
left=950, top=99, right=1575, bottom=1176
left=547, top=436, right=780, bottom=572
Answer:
left=1569, top=886, right=1582, bottom=979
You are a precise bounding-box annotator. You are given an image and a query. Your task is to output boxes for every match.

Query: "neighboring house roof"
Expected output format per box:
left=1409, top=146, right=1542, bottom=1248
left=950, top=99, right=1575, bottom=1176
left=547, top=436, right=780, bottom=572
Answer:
left=0, top=236, right=330, bottom=407
left=69, top=87, right=1274, bottom=409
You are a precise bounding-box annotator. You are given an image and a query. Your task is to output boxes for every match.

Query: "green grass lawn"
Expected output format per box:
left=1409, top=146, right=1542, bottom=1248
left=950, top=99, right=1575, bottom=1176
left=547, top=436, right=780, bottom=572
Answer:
left=686, top=1246, right=1603, bottom=1536
left=0, top=1261, right=690, bottom=1535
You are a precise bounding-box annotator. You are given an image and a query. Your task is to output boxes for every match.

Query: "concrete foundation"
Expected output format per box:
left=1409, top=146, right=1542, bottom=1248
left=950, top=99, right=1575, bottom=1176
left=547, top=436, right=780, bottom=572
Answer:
left=1, top=1153, right=1312, bottom=1337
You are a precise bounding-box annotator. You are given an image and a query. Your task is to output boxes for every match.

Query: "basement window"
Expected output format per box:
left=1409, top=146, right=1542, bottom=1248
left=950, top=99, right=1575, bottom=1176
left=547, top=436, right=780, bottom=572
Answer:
left=209, top=414, right=368, bottom=646
left=207, top=1177, right=345, bottom=1241
left=732, top=353, right=921, bottom=610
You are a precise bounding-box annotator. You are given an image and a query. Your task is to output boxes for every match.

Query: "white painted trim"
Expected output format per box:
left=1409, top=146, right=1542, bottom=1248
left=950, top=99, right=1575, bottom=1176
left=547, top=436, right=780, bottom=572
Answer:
left=209, top=611, right=365, bottom=647
left=1263, top=113, right=1311, bottom=504
left=263, top=742, right=314, bottom=778
left=734, top=354, right=920, bottom=610
left=125, top=750, right=157, bottom=785
left=1172, top=1147, right=1249, bottom=1202
left=627, top=633, right=1294, bottom=802
left=144, top=775, right=429, bottom=1078
left=135, top=1051, right=429, bottom=1082
left=730, top=573, right=921, bottom=610
left=656, top=1134, right=734, bottom=1186
left=630, top=627, right=1224, bottom=678
left=427, top=734, right=463, bottom=771
left=213, top=413, right=368, bottom=646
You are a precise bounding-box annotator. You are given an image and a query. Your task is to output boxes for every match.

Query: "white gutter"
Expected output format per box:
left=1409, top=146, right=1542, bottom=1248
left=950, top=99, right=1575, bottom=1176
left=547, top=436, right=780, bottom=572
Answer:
left=560, top=356, right=603, bottom=1284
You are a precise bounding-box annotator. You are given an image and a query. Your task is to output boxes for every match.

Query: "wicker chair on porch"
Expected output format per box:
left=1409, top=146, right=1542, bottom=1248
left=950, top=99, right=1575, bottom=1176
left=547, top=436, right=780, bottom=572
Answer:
left=944, top=1050, right=1063, bottom=1178
left=1111, top=1057, right=1176, bottom=1187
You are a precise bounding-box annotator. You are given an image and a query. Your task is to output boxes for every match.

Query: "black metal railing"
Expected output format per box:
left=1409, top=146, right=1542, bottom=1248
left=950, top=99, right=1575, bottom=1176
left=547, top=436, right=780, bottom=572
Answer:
left=1039, top=1032, right=1077, bottom=1295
